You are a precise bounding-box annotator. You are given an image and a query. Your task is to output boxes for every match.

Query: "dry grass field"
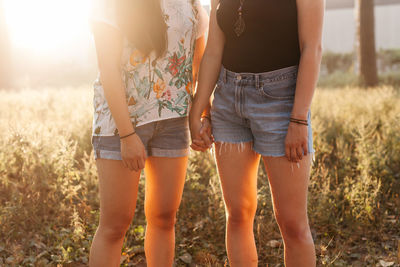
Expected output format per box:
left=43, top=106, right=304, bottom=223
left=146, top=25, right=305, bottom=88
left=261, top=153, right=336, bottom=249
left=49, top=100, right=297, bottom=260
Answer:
left=0, top=86, right=399, bottom=266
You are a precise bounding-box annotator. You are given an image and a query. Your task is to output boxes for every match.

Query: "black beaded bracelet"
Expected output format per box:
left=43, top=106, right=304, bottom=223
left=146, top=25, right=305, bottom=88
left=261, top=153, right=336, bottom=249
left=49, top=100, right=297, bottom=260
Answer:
left=119, top=131, right=136, bottom=139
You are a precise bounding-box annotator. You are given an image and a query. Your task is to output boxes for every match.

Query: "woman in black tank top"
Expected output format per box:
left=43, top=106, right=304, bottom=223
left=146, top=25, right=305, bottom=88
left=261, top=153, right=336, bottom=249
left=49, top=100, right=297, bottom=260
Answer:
left=190, top=0, right=324, bottom=266
left=217, top=0, right=301, bottom=73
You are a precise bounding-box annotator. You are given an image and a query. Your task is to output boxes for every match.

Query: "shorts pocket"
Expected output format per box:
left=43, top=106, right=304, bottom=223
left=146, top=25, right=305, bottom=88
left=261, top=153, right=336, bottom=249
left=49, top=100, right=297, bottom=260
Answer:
left=258, top=75, right=297, bottom=100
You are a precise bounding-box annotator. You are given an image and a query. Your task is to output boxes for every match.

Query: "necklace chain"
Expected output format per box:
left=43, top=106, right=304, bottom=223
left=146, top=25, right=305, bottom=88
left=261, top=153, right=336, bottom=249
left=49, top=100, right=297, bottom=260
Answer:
left=234, top=0, right=246, bottom=37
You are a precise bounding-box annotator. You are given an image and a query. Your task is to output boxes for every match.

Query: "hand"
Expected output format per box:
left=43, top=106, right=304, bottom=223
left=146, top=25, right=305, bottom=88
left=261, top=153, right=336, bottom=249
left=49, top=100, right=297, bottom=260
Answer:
left=284, top=122, right=308, bottom=162
left=199, top=117, right=214, bottom=147
left=189, top=117, right=213, bottom=152
left=120, top=134, right=147, bottom=172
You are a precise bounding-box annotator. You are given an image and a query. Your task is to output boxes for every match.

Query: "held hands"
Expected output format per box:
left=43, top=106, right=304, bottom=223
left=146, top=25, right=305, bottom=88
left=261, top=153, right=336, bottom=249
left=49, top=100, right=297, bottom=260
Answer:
left=284, top=121, right=309, bottom=162
left=120, top=134, right=147, bottom=172
left=189, top=117, right=214, bottom=152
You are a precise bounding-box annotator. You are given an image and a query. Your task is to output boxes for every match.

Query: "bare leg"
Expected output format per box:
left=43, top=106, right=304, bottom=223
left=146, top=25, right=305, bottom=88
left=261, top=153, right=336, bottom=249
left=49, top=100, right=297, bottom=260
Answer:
left=89, top=159, right=141, bottom=267
left=144, top=156, right=188, bottom=267
left=263, top=155, right=316, bottom=267
left=215, top=142, right=260, bottom=267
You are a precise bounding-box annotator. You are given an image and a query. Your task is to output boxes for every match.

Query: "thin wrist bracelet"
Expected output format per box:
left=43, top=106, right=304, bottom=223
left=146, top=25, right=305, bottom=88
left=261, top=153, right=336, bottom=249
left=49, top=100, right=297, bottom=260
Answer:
left=290, top=117, right=307, bottom=123
left=119, top=130, right=136, bottom=139
left=290, top=121, right=308, bottom=126
left=289, top=119, right=308, bottom=126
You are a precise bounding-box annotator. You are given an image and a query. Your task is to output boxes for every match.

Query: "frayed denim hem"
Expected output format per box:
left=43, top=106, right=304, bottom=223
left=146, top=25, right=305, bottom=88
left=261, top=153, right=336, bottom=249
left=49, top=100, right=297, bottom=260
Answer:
left=212, top=139, right=254, bottom=156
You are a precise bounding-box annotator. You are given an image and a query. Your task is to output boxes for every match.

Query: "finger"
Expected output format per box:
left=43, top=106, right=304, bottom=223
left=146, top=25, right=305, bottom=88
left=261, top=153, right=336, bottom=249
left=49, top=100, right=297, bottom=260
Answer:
left=126, top=159, right=135, bottom=171
left=290, top=147, right=298, bottom=162
left=191, top=143, right=208, bottom=151
left=131, top=159, right=139, bottom=172
left=200, top=131, right=212, bottom=147
left=190, top=144, right=202, bottom=151
left=193, top=138, right=206, bottom=147
left=190, top=143, right=207, bottom=152
left=302, top=142, right=308, bottom=156
left=296, top=146, right=303, bottom=161
left=285, top=143, right=291, bottom=161
left=126, top=157, right=139, bottom=172
left=138, top=157, right=145, bottom=170
left=137, top=158, right=145, bottom=170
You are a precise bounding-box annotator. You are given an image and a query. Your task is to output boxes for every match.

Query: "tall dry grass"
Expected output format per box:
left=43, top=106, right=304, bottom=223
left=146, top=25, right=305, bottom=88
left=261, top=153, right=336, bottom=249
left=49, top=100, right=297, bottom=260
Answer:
left=0, top=86, right=399, bottom=266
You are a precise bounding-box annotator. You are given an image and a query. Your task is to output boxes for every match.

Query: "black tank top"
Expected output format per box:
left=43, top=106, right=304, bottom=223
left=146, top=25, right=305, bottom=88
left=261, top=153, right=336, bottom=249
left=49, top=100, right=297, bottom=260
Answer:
left=216, top=0, right=300, bottom=73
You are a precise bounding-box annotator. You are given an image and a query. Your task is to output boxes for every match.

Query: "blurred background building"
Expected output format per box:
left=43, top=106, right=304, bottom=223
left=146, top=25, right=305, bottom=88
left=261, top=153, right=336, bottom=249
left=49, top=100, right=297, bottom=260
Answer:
left=324, top=0, right=400, bottom=52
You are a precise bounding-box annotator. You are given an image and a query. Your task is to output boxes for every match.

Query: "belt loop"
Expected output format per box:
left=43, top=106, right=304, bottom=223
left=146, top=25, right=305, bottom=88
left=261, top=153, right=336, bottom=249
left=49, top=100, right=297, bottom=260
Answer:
left=223, top=68, right=227, bottom=83
left=255, top=74, right=260, bottom=89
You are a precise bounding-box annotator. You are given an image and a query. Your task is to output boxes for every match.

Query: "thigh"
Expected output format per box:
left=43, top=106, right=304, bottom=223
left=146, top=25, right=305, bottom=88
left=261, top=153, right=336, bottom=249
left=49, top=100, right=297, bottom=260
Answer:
left=215, top=142, right=260, bottom=212
left=96, top=159, right=141, bottom=226
left=262, top=155, right=311, bottom=220
left=144, top=156, right=188, bottom=215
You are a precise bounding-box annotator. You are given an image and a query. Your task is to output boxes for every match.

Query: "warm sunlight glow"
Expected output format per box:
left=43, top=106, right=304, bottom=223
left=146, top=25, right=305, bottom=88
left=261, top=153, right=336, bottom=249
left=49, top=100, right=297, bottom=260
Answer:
left=4, top=0, right=90, bottom=54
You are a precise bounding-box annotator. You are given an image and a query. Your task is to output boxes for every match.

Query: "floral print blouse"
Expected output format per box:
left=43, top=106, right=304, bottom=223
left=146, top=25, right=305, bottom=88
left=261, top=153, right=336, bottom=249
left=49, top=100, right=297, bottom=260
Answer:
left=91, top=0, right=208, bottom=136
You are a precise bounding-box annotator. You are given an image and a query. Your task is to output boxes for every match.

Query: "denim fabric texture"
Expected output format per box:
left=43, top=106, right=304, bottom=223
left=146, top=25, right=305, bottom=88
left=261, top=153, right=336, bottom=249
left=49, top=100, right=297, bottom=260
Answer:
left=211, top=65, right=314, bottom=157
left=92, top=117, right=190, bottom=160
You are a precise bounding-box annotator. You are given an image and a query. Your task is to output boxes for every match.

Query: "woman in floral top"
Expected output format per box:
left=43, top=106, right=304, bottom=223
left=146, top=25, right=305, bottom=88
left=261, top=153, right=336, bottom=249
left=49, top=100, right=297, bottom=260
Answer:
left=89, top=0, right=208, bottom=266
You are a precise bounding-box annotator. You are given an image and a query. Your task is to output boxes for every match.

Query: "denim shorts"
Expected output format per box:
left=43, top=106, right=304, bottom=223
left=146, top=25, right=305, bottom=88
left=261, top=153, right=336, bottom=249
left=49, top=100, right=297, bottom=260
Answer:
left=210, top=65, right=314, bottom=157
left=92, top=117, right=190, bottom=160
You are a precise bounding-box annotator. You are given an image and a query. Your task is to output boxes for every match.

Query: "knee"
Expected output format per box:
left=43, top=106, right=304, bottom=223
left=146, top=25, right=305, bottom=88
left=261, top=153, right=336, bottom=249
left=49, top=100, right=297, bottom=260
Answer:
left=276, top=216, right=312, bottom=244
left=98, top=213, right=133, bottom=242
left=146, top=209, right=177, bottom=230
left=227, top=201, right=256, bottom=226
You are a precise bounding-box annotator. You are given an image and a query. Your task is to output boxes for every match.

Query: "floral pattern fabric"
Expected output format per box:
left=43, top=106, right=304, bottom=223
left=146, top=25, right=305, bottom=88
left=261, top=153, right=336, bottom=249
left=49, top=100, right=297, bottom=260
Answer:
left=91, top=0, right=208, bottom=136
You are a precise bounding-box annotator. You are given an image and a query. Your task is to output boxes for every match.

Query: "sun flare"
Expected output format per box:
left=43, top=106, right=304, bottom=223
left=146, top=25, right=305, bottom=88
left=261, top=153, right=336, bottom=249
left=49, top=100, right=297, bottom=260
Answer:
left=3, top=0, right=209, bottom=55
left=3, top=0, right=91, bottom=53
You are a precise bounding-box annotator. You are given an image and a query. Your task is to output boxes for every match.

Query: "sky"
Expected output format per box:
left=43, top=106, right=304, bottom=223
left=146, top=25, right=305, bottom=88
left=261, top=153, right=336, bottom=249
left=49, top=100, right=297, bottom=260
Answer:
left=4, top=0, right=91, bottom=58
